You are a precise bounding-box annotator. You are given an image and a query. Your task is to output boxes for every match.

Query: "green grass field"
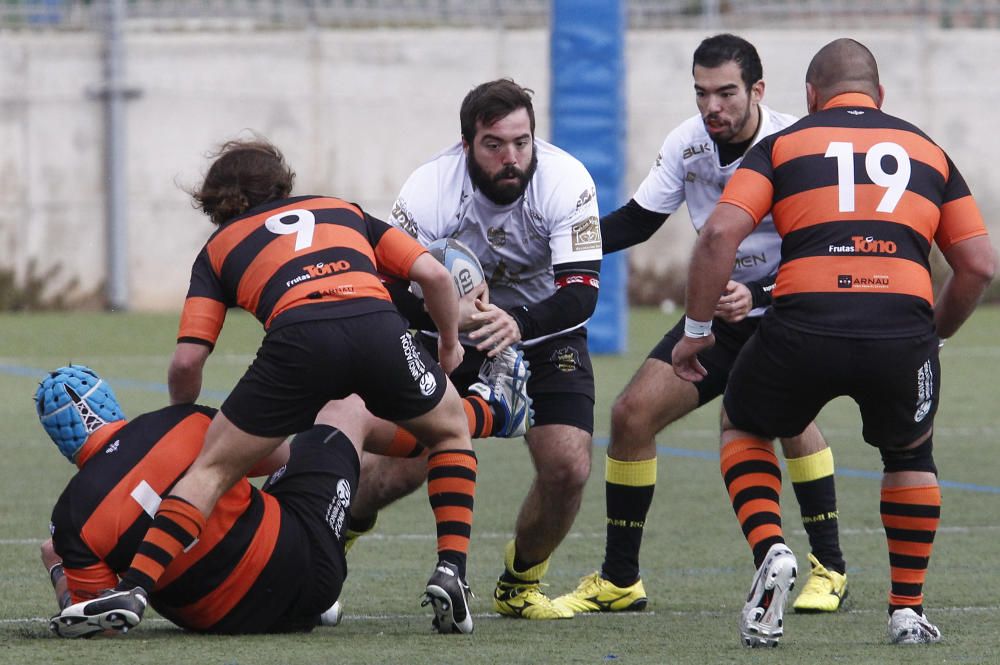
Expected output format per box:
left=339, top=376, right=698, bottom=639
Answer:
left=2, top=307, right=999, bottom=664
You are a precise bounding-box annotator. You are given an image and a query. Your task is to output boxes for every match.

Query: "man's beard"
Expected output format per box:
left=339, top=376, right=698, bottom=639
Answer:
left=705, top=103, right=754, bottom=144
left=468, top=148, right=538, bottom=206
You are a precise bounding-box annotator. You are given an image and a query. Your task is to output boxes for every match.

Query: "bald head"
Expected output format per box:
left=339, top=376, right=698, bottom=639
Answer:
left=806, top=39, right=881, bottom=109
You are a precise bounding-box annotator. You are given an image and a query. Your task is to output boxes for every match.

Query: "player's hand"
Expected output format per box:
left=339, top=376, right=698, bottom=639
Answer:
left=458, top=282, right=489, bottom=332
left=672, top=334, right=715, bottom=382
left=468, top=300, right=522, bottom=357
left=438, top=338, right=464, bottom=374
left=715, top=280, right=752, bottom=322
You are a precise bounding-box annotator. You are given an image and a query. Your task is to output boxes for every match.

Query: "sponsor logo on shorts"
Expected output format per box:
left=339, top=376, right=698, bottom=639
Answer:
left=269, top=464, right=287, bottom=485
left=571, top=217, right=601, bottom=251
left=325, top=479, right=352, bottom=540
left=915, top=359, right=934, bottom=422
left=400, top=333, right=436, bottom=395
left=551, top=346, right=580, bottom=373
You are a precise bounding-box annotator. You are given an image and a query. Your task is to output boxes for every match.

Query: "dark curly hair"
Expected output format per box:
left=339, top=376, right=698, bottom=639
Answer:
left=459, top=78, right=535, bottom=145
left=191, top=137, right=295, bottom=226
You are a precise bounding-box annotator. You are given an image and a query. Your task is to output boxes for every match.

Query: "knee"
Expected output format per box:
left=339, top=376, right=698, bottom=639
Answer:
left=538, top=451, right=591, bottom=496
left=610, top=391, right=652, bottom=439
left=880, top=436, right=937, bottom=475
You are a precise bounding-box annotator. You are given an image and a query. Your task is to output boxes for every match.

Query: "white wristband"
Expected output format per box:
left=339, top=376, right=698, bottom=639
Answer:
left=684, top=316, right=713, bottom=338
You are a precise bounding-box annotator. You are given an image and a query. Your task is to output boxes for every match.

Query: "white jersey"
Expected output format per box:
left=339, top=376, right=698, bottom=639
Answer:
left=632, top=104, right=797, bottom=317
left=389, top=138, right=602, bottom=344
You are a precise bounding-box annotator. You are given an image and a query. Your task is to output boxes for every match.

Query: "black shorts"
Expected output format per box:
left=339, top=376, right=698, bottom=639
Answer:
left=723, top=317, right=941, bottom=448
left=417, top=329, right=595, bottom=434
left=222, top=311, right=448, bottom=437
left=648, top=316, right=760, bottom=406
left=212, top=425, right=360, bottom=634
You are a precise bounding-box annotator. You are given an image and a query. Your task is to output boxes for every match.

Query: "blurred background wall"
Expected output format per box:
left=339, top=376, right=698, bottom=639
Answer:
left=1, top=1, right=997, bottom=311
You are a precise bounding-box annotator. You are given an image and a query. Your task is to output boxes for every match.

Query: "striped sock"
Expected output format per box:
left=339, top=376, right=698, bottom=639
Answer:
left=464, top=395, right=494, bottom=438
left=601, top=456, right=657, bottom=587
left=118, top=495, right=206, bottom=591
left=427, top=449, right=477, bottom=578
left=383, top=397, right=495, bottom=459
left=881, top=484, right=940, bottom=615
left=787, top=447, right=844, bottom=573
left=720, top=437, right=784, bottom=568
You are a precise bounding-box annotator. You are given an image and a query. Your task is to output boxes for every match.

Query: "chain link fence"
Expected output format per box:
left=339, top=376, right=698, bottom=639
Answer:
left=2, top=0, right=998, bottom=30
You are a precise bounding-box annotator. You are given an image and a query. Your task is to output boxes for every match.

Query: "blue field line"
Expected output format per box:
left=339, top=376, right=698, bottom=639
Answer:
left=6, top=363, right=1000, bottom=494
left=1, top=363, right=231, bottom=402
left=591, top=436, right=1000, bottom=495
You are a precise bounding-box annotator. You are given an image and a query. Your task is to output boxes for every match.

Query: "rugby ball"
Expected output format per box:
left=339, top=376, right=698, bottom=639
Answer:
left=413, top=238, right=485, bottom=298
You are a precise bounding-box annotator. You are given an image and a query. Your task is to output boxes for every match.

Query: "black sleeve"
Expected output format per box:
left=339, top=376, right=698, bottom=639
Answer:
left=600, top=199, right=670, bottom=254
left=385, top=278, right=436, bottom=331
left=505, top=260, right=601, bottom=341
left=745, top=273, right=776, bottom=310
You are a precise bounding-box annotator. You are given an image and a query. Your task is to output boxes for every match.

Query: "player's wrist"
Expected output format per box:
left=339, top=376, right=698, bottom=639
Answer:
left=684, top=316, right=713, bottom=338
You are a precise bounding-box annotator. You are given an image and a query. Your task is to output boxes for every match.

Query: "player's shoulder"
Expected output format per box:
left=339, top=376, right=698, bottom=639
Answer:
left=534, top=138, right=593, bottom=179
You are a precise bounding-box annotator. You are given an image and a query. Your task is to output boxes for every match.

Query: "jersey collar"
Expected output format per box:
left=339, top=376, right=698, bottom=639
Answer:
left=822, top=92, right=878, bottom=110
left=75, top=420, right=128, bottom=468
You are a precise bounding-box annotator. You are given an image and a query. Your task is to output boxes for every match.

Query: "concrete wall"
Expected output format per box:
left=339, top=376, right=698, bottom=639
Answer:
left=1, top=28, right=997, bottom=310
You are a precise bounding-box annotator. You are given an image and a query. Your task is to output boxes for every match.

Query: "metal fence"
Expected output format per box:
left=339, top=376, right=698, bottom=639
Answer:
left=2, top=0, right=999, bottom=30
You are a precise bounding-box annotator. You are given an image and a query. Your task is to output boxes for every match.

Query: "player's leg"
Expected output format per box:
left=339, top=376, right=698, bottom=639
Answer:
left=782, top=423, right=848, bottom=613
left=492, top=330, right=594, bottom=620
left=555, top=357, right=696, bottom=614
left=855, top=334, right=943, bottom=644
left=720, top=321, right=836, bottom=647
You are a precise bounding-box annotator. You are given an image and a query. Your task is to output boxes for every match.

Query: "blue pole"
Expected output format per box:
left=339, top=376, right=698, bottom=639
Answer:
left=551, top=0, right=627, bottom=353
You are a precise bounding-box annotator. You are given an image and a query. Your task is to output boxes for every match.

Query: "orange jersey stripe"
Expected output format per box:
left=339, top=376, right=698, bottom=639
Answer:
left=177, top=296, right=227, bottom=345
left=174, top=494, right=282, bottom=629
left=207, top=197, right=363, bottom=275
left=772, top=186, right=941, bottom=239
left=775, top=256, right=934, bottom=303
left=771, top=126, right=949, bottom=176
left=720, top=169, right=774, bottom=224
left=81, top=415, right=210, bottom=558
left=374, top=226, right=429, bottom=278
left=936, top=196, right=989, bottom=252
left=263, top=271, right=390, bottom=328
left=236, top=222, right=383, bottom=315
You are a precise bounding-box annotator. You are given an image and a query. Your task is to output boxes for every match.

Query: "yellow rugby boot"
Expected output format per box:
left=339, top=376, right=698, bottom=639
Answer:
left=554, top=571, right=648, bottom=614
left=493, top=579, right=573, bottom=620
left=792, top=553, right=848, bottom=613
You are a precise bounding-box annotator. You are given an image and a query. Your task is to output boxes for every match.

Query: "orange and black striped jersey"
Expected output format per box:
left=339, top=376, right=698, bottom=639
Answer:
left=179, top=195, right=428, bottom=348
left=721, top=92, right=988, bottom=338
left=50, top=405, right=289, bottom=633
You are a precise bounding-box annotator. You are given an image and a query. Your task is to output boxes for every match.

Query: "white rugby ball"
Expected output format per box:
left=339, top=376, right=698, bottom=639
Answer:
left=412, top=238, right=485, bottom=298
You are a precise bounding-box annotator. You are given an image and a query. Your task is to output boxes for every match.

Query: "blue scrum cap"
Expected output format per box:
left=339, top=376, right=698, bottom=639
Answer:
left=35, top=365, right=125, bottom=462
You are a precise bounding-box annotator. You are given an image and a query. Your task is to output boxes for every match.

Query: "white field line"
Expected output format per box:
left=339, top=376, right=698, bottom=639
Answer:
left=5, top=524, right=1000, bottom=547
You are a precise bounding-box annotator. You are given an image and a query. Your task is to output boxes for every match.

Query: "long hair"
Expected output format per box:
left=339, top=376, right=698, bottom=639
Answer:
left=191, top=137, right=295, bottom=226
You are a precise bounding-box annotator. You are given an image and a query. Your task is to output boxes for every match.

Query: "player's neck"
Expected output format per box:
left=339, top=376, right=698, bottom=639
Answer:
left=75, top=420, right=128, bottom=468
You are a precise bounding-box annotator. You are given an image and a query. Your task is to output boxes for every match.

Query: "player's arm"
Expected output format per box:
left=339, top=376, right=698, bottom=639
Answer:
left=485, top=259, right=601, bottom=345
left=600, top=199, right=669, bottom=254
left=168, top=342, right=211, bottom=405
left=673, top=203, right=755, bottom=381
left=40, top=538, right=72, bottom=611
left=934, top=235, right=996, bottom=339
left=408, top=252, right=463, bottom=373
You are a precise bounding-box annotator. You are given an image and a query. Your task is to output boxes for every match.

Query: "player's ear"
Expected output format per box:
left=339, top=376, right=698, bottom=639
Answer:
left=875, top=84, right=885, bottom=108
left=750, top=79, right=764, bottom=104
left=805, top=82, right=819, bottom=114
